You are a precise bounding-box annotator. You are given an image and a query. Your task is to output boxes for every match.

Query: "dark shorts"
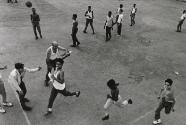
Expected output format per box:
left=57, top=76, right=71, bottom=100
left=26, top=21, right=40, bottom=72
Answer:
left=86, top=19, right=93, bottom=25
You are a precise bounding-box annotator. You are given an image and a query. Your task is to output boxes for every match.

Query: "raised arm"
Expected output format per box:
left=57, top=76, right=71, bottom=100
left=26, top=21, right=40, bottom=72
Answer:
left=24, top=67, right=41, bottom=73
left=0, top=65, right=7, bottom=70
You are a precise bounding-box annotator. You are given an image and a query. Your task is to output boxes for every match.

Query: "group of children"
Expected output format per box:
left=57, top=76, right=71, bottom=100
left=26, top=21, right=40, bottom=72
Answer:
left=0, top=1, right=181, bottom=125
left=0, top=61, right=176, bottom=124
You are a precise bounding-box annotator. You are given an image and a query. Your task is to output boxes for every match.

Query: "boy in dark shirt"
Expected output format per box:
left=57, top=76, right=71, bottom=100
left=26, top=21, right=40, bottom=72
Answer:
left=30, top=8, right=42, bottom=40
left=71, top=14, right=80, bottom=47
left=102, top=79, right=133, bottom=120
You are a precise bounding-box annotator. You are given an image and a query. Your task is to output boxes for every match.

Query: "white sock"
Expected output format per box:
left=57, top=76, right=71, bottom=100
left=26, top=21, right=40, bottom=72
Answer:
left=122, top=100, right=128, bottom=105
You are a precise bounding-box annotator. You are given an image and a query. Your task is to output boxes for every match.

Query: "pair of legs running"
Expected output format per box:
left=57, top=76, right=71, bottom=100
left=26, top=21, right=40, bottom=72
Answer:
left=32, top=24, right=42, bottom=40
left=177, top=20, right=184, bottom=32
left=45, top=87, right=80, bottom=115
left=102, top=95, right=132, bottom=120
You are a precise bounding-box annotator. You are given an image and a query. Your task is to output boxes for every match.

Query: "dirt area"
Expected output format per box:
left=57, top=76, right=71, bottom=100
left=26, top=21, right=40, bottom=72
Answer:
left=0, top=0, right=186, bottom=125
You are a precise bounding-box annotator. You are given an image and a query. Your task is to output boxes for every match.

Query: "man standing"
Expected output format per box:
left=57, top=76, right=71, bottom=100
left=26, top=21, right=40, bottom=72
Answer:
left=176, top=10, right=186, bottom=32
left=104, top=11, right=114, bottom=41
left=8, top=63, right=41, bottom=111
left=31, top=8, right=42, bottom=40
left=71, top=14, right=80, bottom=47
left=44, top=59, right=80, bottom=115
left=0, top=65, right=13, bottom=113
left=152, top=79, right=176, bottom=125
left=130, top=4, right=137, bottom=26
left=83, top=6, right=95, bottom=34
left=45, top=41, right=70, bottom=86
left=116, top=9, right=124, bottom=36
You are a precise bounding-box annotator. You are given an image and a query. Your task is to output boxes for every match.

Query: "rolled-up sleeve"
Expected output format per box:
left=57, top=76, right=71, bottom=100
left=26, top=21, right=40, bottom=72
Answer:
left=24, top=67, right=39, bottom=73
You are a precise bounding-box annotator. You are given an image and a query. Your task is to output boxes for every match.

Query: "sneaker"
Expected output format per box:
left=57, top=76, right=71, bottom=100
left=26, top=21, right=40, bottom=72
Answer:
left=102, top=115, right=109, bottom=120
left=2, top=102, right=13, bottom=107
left=23, top=98, right=30, bottom=102
left=152, top=119, right=161, bottom=124
left=70, top=45, right=76, bottom=47
left=128, top=99, right=133, bottom=104
left=76, top=91, right=80, bottom=97
left=22, top=105, right=32, bottom=111
left=83, top=31, right=87, bottom=33
left=77, top=42, right=80, bottom=46
left=44, top=108, right=52, bottom=116
left=0, top=107, right=6, bottom=113
left=35, top=36, right=38, bottom=40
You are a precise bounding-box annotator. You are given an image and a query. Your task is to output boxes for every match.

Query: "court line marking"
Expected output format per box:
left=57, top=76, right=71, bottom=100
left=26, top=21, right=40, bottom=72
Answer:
left=9, top=83, right=32, bottom=125
left=127, top=109, right=155, bottom=125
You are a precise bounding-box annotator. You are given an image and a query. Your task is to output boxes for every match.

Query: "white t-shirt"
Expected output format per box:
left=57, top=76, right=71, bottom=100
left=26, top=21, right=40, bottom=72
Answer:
left=106, top=16, right=113, bottom=27
left=181, top=13, right=186, bottom=20
left=52, top=70, right=65, bottom=90
left=117, top=14, right=123, bottom=23
left=131, top=7, right=137, bottom=14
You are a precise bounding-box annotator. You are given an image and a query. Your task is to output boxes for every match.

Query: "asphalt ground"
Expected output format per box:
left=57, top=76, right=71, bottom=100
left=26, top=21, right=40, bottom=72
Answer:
left=0, top=0, right=186, bottom=125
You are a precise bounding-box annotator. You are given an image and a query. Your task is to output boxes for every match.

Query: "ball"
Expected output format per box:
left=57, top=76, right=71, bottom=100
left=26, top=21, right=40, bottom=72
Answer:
left=25, top=1, right=32, bottom=8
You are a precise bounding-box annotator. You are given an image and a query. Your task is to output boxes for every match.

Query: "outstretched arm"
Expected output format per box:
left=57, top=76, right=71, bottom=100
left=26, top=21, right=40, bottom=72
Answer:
left=0, top=65, right=7, bottom=70
left=24, top=66, right=41, bottom=73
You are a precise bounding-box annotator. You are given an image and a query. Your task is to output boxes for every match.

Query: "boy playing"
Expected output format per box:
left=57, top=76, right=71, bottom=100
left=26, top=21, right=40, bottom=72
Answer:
left=176, top=10, right=186, bottom=32
left=102, top=79, right=132, bottom=120
left=153, top=78, right=176, bottom=124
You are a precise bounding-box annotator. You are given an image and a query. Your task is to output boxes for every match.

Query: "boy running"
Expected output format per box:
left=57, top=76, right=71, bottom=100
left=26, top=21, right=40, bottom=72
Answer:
left=0, top=65, right=13, bottom=113
left=45, top=59, right=80, bottom=115
left=104, top=11, right=114, bottom=41
left=130, top=4, right=137, bottom=26
left=176, top=10, right=186, bottom=32
left=102, top=79, right=132, bottom=120
left=153, top=78, right=176, bottom=125
left=83, top=6, right=95, bottom=34
left=116, top=9, right=124, bottom=36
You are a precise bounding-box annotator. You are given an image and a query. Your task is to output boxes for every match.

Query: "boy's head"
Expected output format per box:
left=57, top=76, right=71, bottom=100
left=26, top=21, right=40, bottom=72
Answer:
left=164, top=78, right=173, bottom=89
left=15, top=63, right=24, bottom=73
left=108, top=11, right=112, bottom=17
left=32, top=8, right=36, bottom=13
left=88, top=6, right=91, bottom=11
left=72, top=14, right=77, bottom=20
left=55, top=59, right=64, bottom=69
left=107, top=79, right=119, bottom=89
left=120, top=4, right=123, bottom=8
left=133, top=4, right=136, bottom=7
left=183, top=10, right=186, bottom=14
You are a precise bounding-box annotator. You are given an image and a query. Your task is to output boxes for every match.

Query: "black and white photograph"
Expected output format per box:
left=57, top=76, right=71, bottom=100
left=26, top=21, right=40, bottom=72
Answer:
left=0, top=0, right=186, bottom=125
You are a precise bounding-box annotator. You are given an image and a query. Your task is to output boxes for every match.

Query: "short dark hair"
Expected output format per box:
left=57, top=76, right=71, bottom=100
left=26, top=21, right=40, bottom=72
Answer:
left=108, top=11, right=112, bottom=17
left=165, top=78, right=173, bottom=86
left=183, top=10, right=186, bottom=13
left=107, top=79, right=119, bottom=89
left=55, top=58, right=64, bottom=65
left=73, top=14, right=77, bottom=19
left=15, top=63, right=24, bottom=69
left=88, top=6, right=91, bottom=9
left=133, top=4, right=136, bottom=6
left=120, top=4, right=123, bottom=8
left=32, top=8, right=36, bottom=11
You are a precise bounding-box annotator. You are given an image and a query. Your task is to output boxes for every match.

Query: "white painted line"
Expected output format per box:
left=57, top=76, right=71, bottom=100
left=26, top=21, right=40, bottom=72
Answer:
left=127, top=109, right=155, bottom=125
left=9, top=83, right=32, bottom=125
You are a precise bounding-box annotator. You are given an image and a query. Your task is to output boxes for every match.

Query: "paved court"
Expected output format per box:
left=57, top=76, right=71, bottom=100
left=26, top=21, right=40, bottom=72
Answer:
left=0, top=0, right=186, bottom=125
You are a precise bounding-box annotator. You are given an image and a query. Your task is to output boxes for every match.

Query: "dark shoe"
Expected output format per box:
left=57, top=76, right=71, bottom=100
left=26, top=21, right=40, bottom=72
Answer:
left=102, top=115, right=109, bottom=120
left=77, top=42, right=80, bottom=46
left=35, top=36, right=38, bottom=40
left=70, top=45, right=76, bottom=47
left=93, top=32, right=95, bottom=34
left=83, top=31, right=87, bottom=33
left=22, top=105, right=32, bottom=111
left=176, top=30, right=181, bottom=32
left=44, top=111, right=52, bottom=116
left=128, top=99, right=133, bottom=104
left=23, top=98, right=30, bottom=102
left=76, top=91, right=80, bottom=97
left=40, top=35, right=43, bottom=39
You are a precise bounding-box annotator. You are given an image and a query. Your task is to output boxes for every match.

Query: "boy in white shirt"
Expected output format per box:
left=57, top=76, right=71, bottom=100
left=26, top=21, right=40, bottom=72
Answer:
left=130, top=4, right=137, bottom=26
left=104, top=11, right=114, bottom=41
left=117, top=9, right=124, bottom=36
left=176, top=10, right=186, bottom=32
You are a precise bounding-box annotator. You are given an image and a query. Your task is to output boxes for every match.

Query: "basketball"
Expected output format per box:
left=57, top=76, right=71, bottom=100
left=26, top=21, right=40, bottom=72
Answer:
left=25, top=1, right=32, bottom=8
